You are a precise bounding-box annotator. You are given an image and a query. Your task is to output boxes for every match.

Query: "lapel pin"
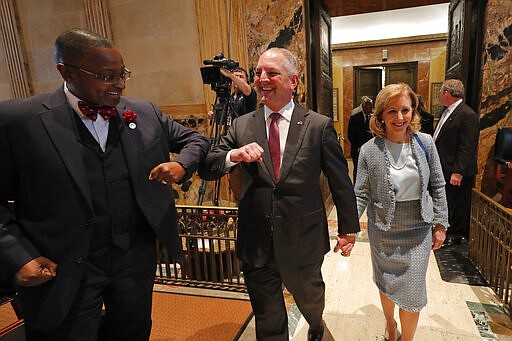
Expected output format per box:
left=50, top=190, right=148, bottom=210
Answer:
left=297, top=121, right=304, bottom=125
left=122, top=109, right=138, bottom=130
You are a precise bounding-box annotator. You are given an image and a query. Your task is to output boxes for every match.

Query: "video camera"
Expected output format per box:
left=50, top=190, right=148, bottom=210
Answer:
left=200, top=53, right=239, bottom=97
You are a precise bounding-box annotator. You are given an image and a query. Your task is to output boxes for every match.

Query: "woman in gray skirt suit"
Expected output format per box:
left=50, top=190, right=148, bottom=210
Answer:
left=354, top=83, right=449, bottom=341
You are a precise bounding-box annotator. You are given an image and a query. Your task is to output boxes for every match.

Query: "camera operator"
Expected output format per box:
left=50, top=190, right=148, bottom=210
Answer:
left=207, top=67, right=257, bottom=120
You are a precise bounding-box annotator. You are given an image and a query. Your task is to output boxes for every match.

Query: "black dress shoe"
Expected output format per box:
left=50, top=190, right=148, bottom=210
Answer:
left=308, top=323, right=324, bottom=341
left=443, top=235, right=462, bottom=247
left=442, top=236, right=456, bottom=247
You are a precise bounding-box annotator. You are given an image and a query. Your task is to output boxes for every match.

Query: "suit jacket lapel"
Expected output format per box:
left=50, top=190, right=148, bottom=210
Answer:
left=39, top=88, right=92, bottom=211
left=279, top=105, right=309, bottom=182
left=115, top=102, right=145, bottom=196
left=438, top=103, right=461, bottom=139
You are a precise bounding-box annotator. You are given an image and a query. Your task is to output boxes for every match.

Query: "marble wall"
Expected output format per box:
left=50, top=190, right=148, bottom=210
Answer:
left=477, top=0, right=512, bottom=194
left=245, top=0, right=306, bottom=107
left=108, top=1, right=204, bottom=106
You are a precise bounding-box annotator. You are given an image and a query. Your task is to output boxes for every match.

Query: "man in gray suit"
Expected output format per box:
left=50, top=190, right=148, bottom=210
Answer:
left=199, top=48, right=359, bottom=340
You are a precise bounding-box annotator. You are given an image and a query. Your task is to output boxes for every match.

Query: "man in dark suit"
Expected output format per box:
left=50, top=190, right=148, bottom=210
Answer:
left=434, top=79, right=479, bottom=246
left=199, top=48, right=359, bottom=341
left=347, top=96, right=373, bottom=181
left=417, top=94, right=434, bottom=135
left=0, top=28, right=209, bottom=340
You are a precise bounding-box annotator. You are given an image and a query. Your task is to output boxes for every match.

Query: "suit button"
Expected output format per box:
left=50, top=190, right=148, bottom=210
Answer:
left=76, top=257, right=84, bottom=264
left=84, top=220, right=92, bottom=229
left=273, top=188, right=280, bottom=197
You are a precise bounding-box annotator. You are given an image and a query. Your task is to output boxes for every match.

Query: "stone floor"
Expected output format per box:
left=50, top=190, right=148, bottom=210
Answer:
left=235, top=206, right=512, bottom=340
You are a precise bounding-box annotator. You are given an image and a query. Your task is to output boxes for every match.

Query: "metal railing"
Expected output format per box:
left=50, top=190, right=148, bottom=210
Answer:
left=469, top=189, right=512, bottom=318
left=155, top=205, right=246, bottom=292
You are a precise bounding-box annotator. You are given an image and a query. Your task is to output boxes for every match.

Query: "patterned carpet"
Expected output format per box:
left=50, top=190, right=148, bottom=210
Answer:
left=150, top=291, right=253, bottom=341
left=0, top=299, right=21, bottom=337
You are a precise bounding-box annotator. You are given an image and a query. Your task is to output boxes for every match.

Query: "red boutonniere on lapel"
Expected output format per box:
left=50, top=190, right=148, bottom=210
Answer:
left=122, top=109, right=137, bottom=129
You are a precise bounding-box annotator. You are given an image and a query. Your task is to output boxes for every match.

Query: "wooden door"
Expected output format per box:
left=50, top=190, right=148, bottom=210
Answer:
left=354, top=67, right=381, bottom=105
left=307, top=0, right=332, bottom=117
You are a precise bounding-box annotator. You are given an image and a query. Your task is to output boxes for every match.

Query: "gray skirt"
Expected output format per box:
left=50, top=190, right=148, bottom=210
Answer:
left=368, top=200, right=431, bottom=312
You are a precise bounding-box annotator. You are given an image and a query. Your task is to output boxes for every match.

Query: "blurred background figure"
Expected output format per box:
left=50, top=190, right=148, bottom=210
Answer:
left=224, top=67, right=257, bottom=118
left=416, top=94, right=434, bottom=135
left=207, top=67, right=257, bottom=123
left=348, top=96, right=374, bottom=181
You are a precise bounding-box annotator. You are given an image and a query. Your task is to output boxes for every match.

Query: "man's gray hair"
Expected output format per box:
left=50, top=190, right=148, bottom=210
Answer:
left=266, top=47, right=299, bottom=76
left=442, top=79, right=465, bottom=99
left=361, top=96, right=373, bottom=104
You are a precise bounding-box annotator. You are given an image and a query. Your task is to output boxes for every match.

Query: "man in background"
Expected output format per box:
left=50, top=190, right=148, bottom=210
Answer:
left=200, top=47, right=359, bottom=341
left=434, top=79, right=479, bottom=246
left=417, top=94, right=434, bottom=135
left=208, top=67, right=257, bottom=123
left=224, top=67, right=258, bottom=118
left=348, top=96, right=373, bottom=181
left=0, top=28, right=209, bottom=340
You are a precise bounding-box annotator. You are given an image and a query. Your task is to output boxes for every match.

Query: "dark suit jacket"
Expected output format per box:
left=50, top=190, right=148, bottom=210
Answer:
left=199, top=104, right=359, bottom=269
left=347, top=111, right=372, bottom=160
left=419, top=109, right=434, bottom=135
left=0, top=86, right=209, bottom=329
left=434, top=102, right=479, bottom=180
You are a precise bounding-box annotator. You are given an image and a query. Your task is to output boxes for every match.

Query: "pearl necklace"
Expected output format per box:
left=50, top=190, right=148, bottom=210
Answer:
left=385, top=140, right=409, bottom=170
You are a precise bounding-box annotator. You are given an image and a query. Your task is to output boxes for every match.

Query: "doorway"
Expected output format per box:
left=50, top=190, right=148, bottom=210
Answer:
left=354, top=62, right=418, bottom=104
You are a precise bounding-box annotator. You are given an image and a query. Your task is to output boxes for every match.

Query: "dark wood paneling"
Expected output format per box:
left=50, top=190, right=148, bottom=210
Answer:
left=354, top=68, right=381, bottom=104
left=446, top=0, right=487, bottom=111
left=307, top=0, right=333, bottom=117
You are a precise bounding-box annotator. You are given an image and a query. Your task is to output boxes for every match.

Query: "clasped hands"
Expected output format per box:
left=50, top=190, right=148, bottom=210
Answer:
left=333, top=234, right=356, bottom=257
left=449, top=172, right=463, bottom=186
left=148, top=161, right=185, bottom=185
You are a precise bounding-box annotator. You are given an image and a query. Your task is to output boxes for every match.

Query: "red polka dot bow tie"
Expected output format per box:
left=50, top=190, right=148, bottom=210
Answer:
left=78, top=101, right=118, bottom=121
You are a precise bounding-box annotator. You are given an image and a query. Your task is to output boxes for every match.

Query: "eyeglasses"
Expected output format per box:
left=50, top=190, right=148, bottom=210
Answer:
left=61, top=63, right=131, bottom=84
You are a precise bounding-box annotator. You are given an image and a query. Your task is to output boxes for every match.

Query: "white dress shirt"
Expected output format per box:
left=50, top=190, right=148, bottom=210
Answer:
left=225, top=100, right=295, bottom=168
left=433, top=98, right=463, bottom=141
left=64, top=83, right=110, bottom=152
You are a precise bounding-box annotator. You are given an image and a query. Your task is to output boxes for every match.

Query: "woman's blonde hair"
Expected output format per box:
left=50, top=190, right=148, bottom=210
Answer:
left=369, top=83, right=421, bottom=137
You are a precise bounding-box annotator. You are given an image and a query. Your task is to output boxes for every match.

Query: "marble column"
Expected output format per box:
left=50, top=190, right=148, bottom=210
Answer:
left=0, top=0, right=31, bottom=98
left=84, top=0, right=113, bottom=40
